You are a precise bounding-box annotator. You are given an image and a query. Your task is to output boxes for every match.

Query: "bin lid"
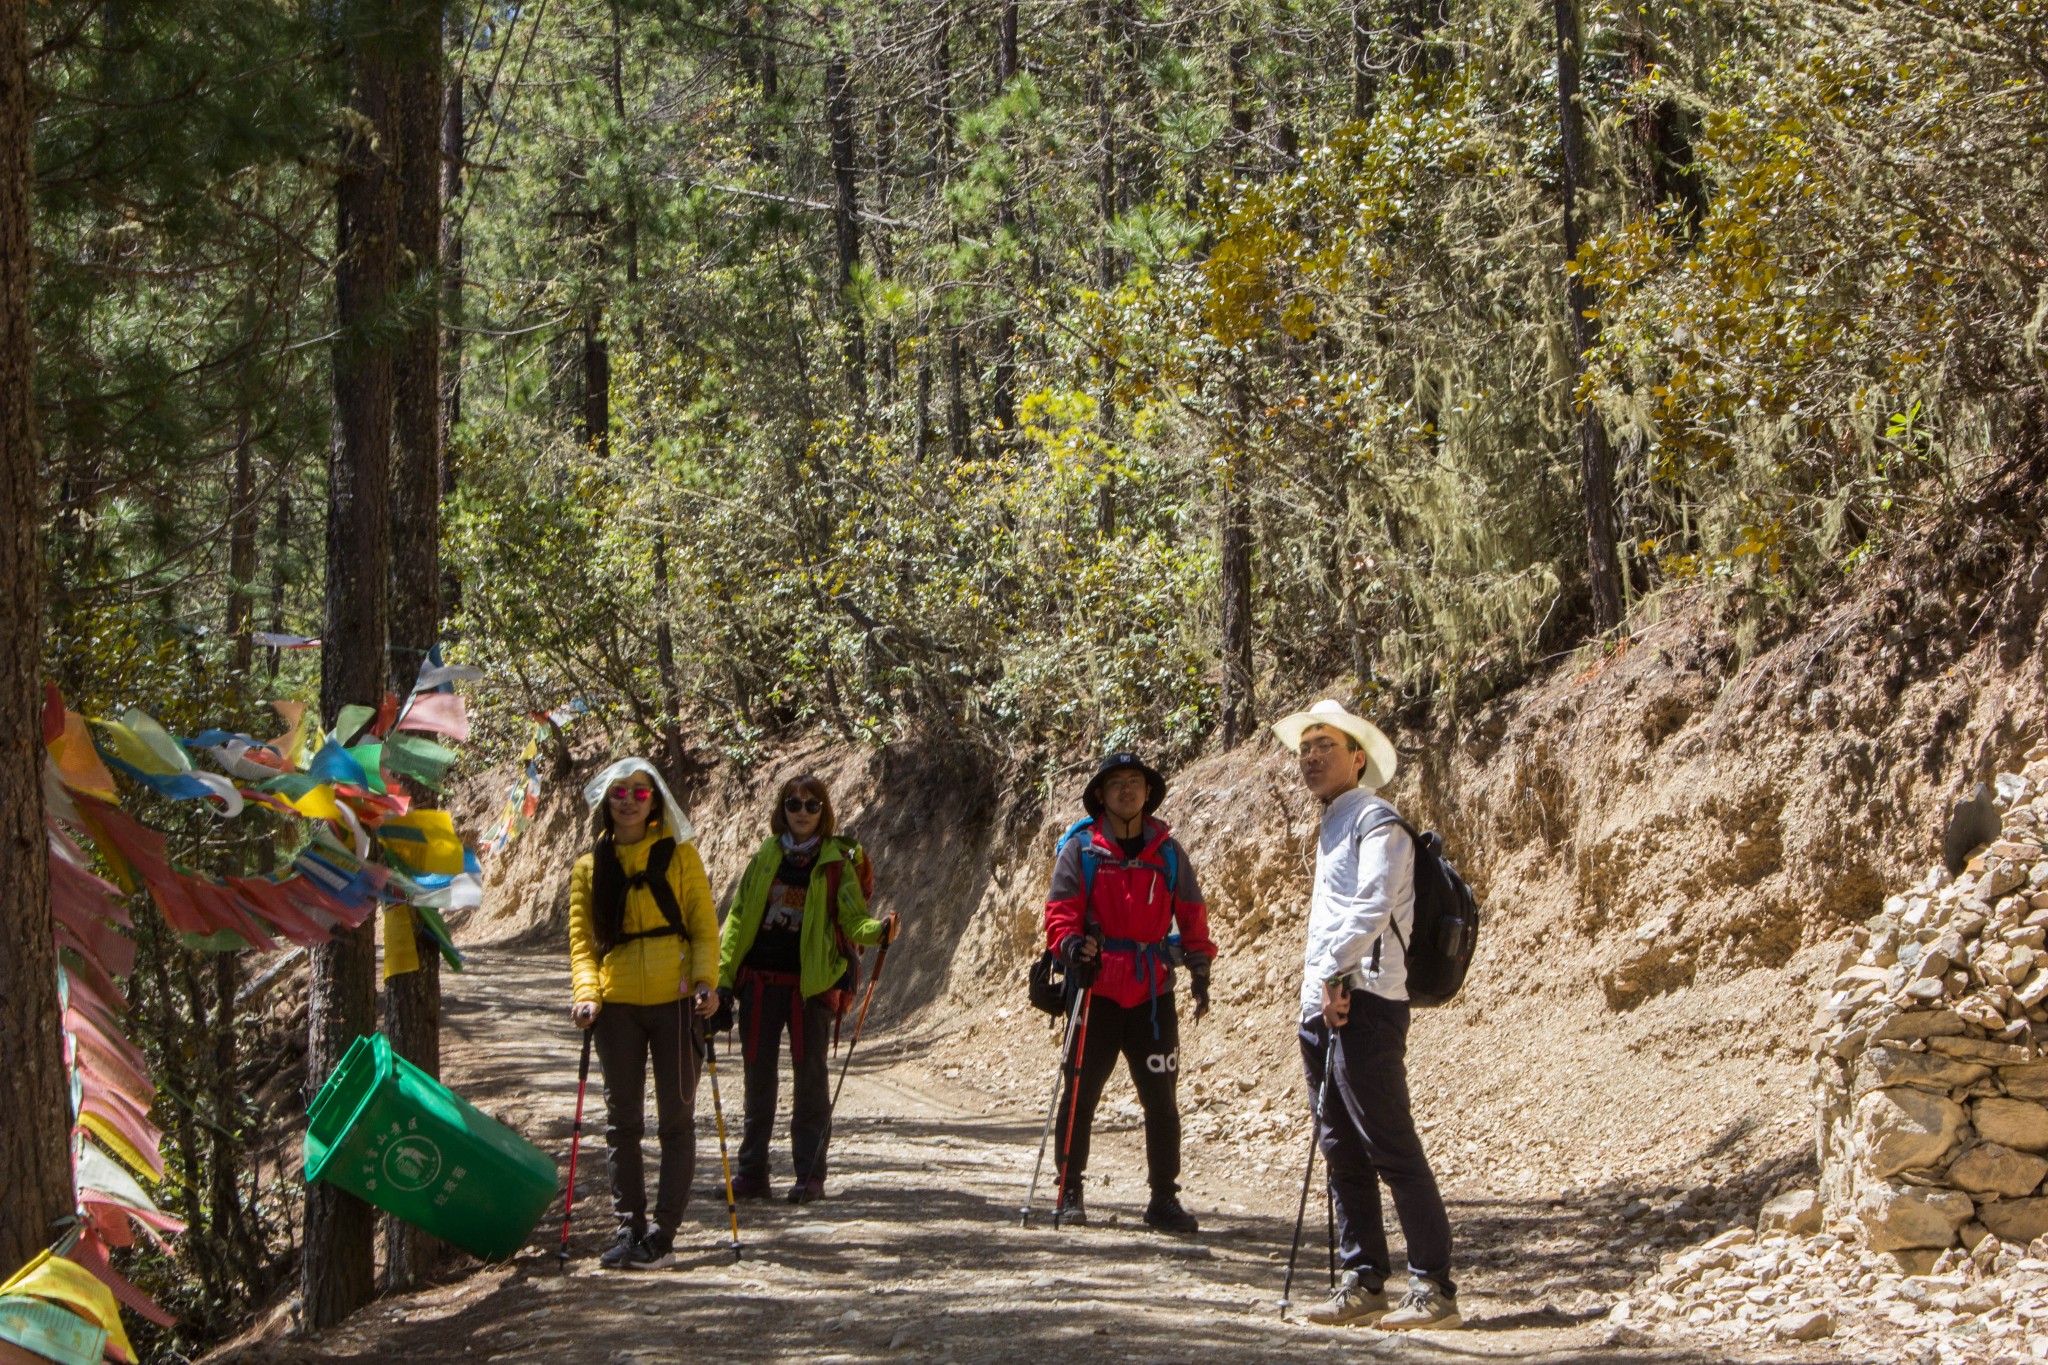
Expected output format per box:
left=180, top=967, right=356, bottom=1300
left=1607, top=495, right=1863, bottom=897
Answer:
left=304, top=1033, right=392, bottom=1184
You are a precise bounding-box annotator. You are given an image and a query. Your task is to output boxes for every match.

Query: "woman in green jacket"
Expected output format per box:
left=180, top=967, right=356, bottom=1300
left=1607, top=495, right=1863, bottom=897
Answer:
left=717, top=773, right=896, bottom=1203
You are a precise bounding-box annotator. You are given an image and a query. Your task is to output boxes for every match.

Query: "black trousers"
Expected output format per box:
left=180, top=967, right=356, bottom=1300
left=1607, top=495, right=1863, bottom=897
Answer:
left=1300, top=994, right=1455, bottom=1296
left=1056, top=993, right=1182, bottom=1195
left=737, top=972, right=836, bottom=1185
left=592, top=999, right=700, bottom=1236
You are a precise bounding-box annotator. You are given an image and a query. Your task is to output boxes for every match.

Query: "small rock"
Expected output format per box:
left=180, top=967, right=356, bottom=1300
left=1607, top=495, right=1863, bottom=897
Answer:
left=1759, top=1190, right=1823, bottom=1236
left=1774, top=1308, right=1834, bottom=1341
left=1859, top=1088, right=1968, bottom=1176
left=1857, top=1182, right=1972, bottom=1251
left=1975, top=1097, right=2048, bottom=1153
left=1980, top=1197, right=2048, bottom=1246
left=1949, top=1142, right=2048, bottom=1197
left=2004, top=1063, right=2048, bottom=1102
left=1856, top=1046, right=1990, bottom=1095
left=1874, top=1009, right=1970, bottom=1042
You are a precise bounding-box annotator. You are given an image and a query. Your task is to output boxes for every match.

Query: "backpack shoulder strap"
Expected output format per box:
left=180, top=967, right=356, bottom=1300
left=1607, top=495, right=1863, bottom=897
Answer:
left=1348, top=812, right=1415, bottom=956
left=641, top=838, right=686, bottom=936
left=1055, top=818, right=1105, bottom=915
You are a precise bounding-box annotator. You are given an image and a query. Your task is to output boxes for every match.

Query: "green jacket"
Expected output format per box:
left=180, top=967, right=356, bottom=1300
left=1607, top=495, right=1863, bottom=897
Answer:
left=718, top=835, right=886, bottom=999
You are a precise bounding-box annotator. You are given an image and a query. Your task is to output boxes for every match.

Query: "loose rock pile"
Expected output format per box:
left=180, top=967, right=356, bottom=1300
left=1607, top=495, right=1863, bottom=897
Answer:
left=1816, top=751, right=2048, bottom=1259
left=1613, top=1219, right=2048, bottom=1361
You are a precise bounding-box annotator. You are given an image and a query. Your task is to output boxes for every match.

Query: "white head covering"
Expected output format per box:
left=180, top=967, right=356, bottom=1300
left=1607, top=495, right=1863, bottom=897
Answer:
left=1270, top=699, right=1398, bottom=791
left=582, top=756, right=697, bottom=842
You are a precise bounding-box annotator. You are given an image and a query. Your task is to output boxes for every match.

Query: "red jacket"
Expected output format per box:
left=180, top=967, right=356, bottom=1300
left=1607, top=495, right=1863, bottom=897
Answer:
left=1043, top=817, right=1217, bottom=1009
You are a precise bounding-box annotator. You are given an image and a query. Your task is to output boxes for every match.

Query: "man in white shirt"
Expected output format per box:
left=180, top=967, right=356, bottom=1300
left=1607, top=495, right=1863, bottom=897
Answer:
left=1273, top=699, right=1459, bottom=1331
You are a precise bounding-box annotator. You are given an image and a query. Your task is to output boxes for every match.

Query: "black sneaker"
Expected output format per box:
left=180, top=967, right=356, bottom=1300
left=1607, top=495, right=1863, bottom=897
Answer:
left=624, top=1228, right=675, bottom=1271
left=1143, top=1190, right=1199, bottom=1234
left=1054, top=1187, right=1087, bottom=1228
left=597, top=1225, right=643, bottom=1270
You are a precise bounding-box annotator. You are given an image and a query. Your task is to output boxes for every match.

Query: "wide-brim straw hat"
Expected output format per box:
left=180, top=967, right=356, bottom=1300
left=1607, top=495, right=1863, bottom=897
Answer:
left=582, top=756, right=697, bottom=842
left=1271, top=700, right=1398, bottom=791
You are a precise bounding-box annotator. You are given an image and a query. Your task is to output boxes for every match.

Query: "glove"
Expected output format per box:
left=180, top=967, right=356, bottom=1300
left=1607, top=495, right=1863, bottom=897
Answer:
left=1187, top=954, right=1211, bottom=1016
left=1059, top=934, right=1101, bottom=988
left=706, top=986, right=735, bottom=1035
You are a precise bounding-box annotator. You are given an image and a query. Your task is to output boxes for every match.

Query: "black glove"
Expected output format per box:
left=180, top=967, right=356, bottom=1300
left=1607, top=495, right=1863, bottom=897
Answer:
left=1058, top=934, right=1101, bottom=988
left=706, top=986, right=735, bottom=1036
left=1186, top=954, right=1211, bottom=1014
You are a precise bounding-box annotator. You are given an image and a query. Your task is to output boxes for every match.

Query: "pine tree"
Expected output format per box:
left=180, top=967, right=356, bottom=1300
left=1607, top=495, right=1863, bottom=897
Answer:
left=304, top=0, right=400, bottom=1328
left=0, top=0, right=74, bottom=1277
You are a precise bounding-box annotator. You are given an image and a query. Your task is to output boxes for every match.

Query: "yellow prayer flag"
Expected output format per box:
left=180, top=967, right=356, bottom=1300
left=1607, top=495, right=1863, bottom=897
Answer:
left=382, top=904, right=421, bottom=980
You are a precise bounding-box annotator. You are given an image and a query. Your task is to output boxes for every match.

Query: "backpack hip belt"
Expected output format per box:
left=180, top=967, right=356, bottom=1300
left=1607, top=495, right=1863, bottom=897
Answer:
left=1098, top=936, right=1174, bottom=1039
left=738, top=967, right=813, bottom=1065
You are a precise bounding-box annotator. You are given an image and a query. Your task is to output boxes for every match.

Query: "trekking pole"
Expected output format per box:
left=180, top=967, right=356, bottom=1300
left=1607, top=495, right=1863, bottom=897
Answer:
left=1050, top=984, right=1096, bottom=1230
left=700, top=1019, right=743, bottom=1262
left=557, top=1026, right=595, bottom=1266
left=797, top=940, right=892, bottom=1192
left=1020, top=980, right=1089, bottom=1227
left=1281, top=1033, right=1336, bottom=1317
left=1326, top=1184, right=1337, bottom=1290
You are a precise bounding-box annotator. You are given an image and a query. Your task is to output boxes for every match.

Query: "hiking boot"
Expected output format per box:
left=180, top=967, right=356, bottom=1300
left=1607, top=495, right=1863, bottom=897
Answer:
left=624, top=1228, right=675, bottom=1272
left=1379, top=1280, right=1460, bottom=1331
left=1304, top=1270, right=1389, bottom=1326
left=597, top=1225, right=643, bottom=1270
left=1143, top=1190, right=1199, bottom=1235
left=730, top=1172, right=771, bottom=1200
left=787, top=1178, right=825, bottom=1205
left=1053, top=1187, right=1086, bottom=1228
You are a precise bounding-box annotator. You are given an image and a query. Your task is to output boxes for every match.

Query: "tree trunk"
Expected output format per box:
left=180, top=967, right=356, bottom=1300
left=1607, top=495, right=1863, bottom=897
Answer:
left=1219, top=384, right=1257, bottom=748
left=440, top=7, right=464, bottom=468
left=1351, top=0, right=1374, bottom=121
left=267, top=481, right=291, bottom=681
left=1552, top=0, right=1623, bottom=633
left=987, top=0, right=1020, bottom=440
left=1216, top=30, right=1262, bottom=749
left=582, top=310, right=610, bottom=456
left=825, top=24, right=866, bottom=414
left=306, top=0, right=399, bottom=1328
left=1093, top=0, right=1118, bottom=533
left=0, top=0, right=76, bottom=1276
left=227, top=420, right=259, bottom=678
left=384, top=0, right=445, bottom=1291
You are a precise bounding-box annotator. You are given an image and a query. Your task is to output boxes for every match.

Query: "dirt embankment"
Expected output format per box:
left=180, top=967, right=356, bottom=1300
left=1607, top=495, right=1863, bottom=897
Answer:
left=468, top=531, right=2047, bottom=1255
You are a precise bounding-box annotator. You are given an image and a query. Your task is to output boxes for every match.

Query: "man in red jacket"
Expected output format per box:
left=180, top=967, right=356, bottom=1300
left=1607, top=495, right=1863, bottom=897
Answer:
left=1045, top=751, right=1217, bottom=1233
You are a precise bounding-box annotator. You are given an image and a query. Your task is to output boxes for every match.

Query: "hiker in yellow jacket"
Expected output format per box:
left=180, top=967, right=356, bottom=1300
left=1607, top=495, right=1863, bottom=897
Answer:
left=567, top=757, right=718, bottom=1270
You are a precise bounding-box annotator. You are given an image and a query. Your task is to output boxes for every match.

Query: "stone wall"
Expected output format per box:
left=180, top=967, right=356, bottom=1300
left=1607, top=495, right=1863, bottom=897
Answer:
left=1817, top=749, right=2048, bottom=1258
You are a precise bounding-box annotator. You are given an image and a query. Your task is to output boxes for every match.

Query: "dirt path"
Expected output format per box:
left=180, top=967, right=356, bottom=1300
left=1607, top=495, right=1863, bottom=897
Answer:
left=211, top=950, right=1826, bottom=1365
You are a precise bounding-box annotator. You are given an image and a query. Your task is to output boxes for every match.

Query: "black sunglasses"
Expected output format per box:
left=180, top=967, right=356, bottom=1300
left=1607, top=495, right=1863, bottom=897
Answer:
left=783, top=797, right=824, bottom=814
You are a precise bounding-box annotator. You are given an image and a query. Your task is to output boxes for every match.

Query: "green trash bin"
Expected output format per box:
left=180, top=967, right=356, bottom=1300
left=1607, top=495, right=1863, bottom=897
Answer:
left=305, top=1033, right=558, bottom=1262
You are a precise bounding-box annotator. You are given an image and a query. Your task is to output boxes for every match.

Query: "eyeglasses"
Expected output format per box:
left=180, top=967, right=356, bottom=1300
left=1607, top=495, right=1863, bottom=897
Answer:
left=1299, top=738, right=1350, bottom=759
left=609, top=784, right=654, bottom=802
left=783, top=797, right=824, bottom=815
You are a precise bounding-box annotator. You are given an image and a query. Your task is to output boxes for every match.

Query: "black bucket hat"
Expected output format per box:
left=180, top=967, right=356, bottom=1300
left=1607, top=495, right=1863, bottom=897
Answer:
left=1083, top=750, right=1166, bottom=819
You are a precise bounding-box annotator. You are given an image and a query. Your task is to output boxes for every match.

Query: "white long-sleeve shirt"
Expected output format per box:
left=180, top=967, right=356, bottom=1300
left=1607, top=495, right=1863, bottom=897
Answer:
left=1300, top=786, right=1415, bottom=1022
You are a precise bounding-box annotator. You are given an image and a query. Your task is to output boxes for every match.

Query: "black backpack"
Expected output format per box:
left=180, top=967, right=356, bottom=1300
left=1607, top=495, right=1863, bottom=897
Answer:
left=1361, top=813, right=1481, bottom=1007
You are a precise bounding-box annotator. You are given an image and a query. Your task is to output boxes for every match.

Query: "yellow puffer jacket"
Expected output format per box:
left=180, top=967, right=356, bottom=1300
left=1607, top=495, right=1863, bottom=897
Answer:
left=567, top=820, right=718, bottom=1006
